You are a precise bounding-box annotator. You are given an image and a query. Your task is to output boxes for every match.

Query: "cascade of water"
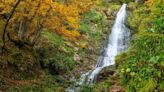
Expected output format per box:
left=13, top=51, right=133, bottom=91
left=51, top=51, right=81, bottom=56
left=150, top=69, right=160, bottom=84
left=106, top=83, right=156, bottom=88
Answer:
left=67, top=3, right=130, bottom=92
left=85, top=3, right=130, bottom=84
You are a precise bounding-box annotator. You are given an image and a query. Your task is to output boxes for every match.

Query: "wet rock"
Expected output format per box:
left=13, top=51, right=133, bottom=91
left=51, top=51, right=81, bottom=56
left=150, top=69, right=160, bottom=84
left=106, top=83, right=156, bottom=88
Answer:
left=97, top=65, right=116, bottom=82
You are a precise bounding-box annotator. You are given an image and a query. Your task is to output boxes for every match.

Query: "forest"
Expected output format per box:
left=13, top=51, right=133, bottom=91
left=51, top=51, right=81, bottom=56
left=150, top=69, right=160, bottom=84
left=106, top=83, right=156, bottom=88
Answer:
left=0, top=0, right=163, bottom=92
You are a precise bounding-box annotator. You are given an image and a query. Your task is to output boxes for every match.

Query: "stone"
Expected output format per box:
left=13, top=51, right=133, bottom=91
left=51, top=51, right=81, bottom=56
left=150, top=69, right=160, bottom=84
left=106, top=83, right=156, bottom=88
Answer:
left=74, top=53, right=80, bottom=62
left=96, top=65, right=116, bottom=82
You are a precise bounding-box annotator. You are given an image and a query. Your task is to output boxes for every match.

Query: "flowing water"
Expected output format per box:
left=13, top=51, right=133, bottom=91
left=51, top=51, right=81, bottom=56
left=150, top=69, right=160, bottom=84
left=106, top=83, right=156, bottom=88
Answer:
left=67, top=3, right=130, bottom=92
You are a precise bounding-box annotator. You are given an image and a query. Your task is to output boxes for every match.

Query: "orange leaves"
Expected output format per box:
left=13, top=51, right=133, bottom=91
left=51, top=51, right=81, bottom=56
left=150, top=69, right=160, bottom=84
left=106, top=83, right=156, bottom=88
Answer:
left=57, top=29, right=80, bottom=41
left=67, top=17, right=77, bottom=24
left=0, top=0, right=16, bottom=15
left=0, top=0, right=93, bottom=41
left=44, top=0, right=53, bottom=4
left=52, top=2, right=79, bottom=17
left=38, top=5, right=50, bottom=16
left=66, top=16, right=79, bottom=29
left=43, top=1, right=81, bottom=40
left=0, top=0, right=16, bottom=5
left=43, top=16, right=61, bottom=30
left=69, top=0, right=93, bottom=13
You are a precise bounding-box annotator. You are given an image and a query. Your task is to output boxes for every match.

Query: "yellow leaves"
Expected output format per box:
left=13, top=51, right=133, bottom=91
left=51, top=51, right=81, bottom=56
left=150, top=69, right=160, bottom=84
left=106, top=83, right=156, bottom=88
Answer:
left=69, top=0, right=93, bottom=13
left=67, top=16, right=76, bottom=23
left=44, top=17, right=61, bottom=30
left=0, top=0, right=15, bottom=15
left=53, top=3, right=64, bottom=13
left=145, top=0, right=163, bottom=16
left=44, top=0, right=53, bottom=4
left=52, top=2, right=79, bottom=17
left=0, top=0, right=16, bottom=5
left=145, top=0, right=163, bottom=7
left=0, top=0, right=92, bottom=41
left=145, top=0, right=155, bottom=6
left=55, top=28, right=80, bottom=41
left=66, top=16, right=79, bottom=29
left=59, top=29, right=80, bottom=41
left=43, top=16, right=80, bottom=41
left=38, top=4, right=50, bottom=16
left=46, top=2, right=81, bottom=40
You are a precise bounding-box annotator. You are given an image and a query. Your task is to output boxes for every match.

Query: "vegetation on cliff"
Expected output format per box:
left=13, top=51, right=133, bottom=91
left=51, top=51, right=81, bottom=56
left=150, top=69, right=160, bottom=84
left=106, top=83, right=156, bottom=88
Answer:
left=116, top=0, right=164, bottom=92
left=0, top=0, right=163, bottom=92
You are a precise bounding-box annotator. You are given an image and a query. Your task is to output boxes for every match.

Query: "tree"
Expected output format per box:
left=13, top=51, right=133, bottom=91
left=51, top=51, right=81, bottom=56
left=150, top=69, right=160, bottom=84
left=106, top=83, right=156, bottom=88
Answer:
left=0, top=0, right=93, bottom=50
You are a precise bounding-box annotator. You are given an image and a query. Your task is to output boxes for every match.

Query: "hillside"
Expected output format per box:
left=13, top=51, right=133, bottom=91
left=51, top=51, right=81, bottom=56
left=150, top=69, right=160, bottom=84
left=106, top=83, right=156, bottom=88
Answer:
left=0, top=0, right=163, bottom=92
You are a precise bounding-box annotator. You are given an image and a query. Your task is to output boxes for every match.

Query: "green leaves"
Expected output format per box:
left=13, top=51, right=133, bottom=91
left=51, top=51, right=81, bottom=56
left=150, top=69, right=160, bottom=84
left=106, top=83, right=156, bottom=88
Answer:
left=152, top=16, right=164, bottom=34
left=120, top=0, right=134, bottom=3
left=116, top=33, right=164, bottom=91
left=149, top=56, right=160, bottom=64
left=39, top=31, right=75, bottom=73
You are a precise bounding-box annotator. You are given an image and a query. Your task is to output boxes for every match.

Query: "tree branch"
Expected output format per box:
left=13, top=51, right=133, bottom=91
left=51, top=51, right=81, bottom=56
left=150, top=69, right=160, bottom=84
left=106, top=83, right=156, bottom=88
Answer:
left=1, top=0, right=21, bottom=54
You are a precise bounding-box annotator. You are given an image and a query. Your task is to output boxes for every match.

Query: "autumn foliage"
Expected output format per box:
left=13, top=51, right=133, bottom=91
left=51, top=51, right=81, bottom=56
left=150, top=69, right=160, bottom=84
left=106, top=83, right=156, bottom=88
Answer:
left=0, top=0, right=93, bottom=42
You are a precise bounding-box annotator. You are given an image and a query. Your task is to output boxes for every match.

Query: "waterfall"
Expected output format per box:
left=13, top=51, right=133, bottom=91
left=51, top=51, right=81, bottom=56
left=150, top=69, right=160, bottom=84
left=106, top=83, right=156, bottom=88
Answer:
left=85, top=3, right=130, bottom=84
left=67, top=3, right=130, bottom=92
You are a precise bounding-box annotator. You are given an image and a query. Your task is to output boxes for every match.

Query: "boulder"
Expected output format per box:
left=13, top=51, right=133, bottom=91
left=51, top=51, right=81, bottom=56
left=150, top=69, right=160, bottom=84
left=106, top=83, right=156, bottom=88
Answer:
left=96, top=65, right=116, bottom=82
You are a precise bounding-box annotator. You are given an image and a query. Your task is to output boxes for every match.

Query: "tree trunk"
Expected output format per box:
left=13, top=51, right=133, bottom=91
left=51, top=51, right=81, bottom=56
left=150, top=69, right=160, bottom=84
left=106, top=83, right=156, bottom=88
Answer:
left=31, top=21, right=42, bottom=45
left=18, top=17, right=29, bottom=39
